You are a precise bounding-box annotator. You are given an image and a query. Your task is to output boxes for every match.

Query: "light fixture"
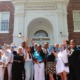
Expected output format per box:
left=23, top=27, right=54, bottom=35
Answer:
left=18, top=33, right=22, bottom=38
left=60, top=31, right=64, bottom=36
left=60, top=32, right=62, bottom=34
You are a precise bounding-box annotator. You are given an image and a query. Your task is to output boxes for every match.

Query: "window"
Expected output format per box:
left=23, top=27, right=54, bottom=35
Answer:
left=73, top=11, right=80, bottom=32
left=34, top=30, right=48, bottom=37
left=0, top=12, right=10, bottom=33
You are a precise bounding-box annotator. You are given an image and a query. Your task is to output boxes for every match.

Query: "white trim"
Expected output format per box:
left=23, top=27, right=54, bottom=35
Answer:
left=74, top=30, right=80, bottom=32
left=73, top=10, right=80, bottom=32
left=73, top=10, right=80, bottom=13
left=1, top=12, right=10, bottom=14
left=0, top=11, right=10, bottom=32
left=0, top=31, right=9, bottom=33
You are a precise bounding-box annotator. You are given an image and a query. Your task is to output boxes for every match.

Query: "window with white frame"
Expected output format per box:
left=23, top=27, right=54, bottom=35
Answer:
left=0, top=12, right=10, bottom=32
left=73, top=11, right=80, bottom=32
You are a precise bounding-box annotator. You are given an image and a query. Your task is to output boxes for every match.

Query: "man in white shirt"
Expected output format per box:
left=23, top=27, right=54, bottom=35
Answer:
left=3, top=45, right=13, bottom=80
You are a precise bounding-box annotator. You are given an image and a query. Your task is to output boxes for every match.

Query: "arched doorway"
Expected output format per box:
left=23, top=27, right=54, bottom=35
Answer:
left=27, top=17, right=53, bottom=45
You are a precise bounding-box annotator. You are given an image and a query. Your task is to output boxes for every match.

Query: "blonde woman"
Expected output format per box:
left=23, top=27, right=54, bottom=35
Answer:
left=52, top=44, right=69, bottom=80
left=12, top=47, right=24, bottom=80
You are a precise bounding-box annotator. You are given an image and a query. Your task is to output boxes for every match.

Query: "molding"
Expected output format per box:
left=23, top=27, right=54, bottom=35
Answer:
left=74, top=30, right=80, bottom=32
left=12, top=0, right=69, bottom=10
left=32, top=37, right=50, bottom=41
left=13, top=2, right=57, bottom=10
left=12, top=0, right=69, bottom=3
left=0, top=31, right=9, bottom=33
left=25, top=2, right=57, bottom=10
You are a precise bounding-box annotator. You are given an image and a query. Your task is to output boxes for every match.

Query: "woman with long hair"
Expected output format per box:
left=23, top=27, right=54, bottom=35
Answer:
left=24, top=46, right=33, bottom=80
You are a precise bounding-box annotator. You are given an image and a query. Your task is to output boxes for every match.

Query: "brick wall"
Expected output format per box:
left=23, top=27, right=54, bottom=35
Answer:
left=67, top=0, right=80, bottom=45
left=0, top=1, right=14, bottom=45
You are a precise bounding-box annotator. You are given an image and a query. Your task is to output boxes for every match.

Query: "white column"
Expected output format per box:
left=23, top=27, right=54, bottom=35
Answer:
left=13, top=10, right=25, bottom=46
left=12, top=2, right=25, bottom=46
left=57, top=11, right=68, bottom=44
left=63, top=11, right=69, bottom=40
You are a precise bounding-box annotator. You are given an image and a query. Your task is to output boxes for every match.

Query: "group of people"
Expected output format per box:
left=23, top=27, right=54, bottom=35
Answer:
left=0, top=39, right=80, bottom=80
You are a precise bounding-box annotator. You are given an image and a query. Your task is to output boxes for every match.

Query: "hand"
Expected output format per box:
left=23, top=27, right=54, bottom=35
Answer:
left=33, top=59, right=38, bottom=64
left=26, top=37, right=28, bottom=42
left=33, top=60, right=38, bottom=64
left=52, top=49, right=58, bottom=57
left=31, top=39, right=33, bottom=43
left=51, top=49, right=55, bottom=53
left=0, top=62, right=2, bottom=65
left=31, top=39, right=34, bottom=45
left=3, top=63, right=5, bottom=65
left=3, top=64, right=8, bottom=68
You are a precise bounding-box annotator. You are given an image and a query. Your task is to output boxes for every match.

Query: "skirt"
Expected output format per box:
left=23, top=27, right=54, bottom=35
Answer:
left=46, top=62, right=56, bottom=74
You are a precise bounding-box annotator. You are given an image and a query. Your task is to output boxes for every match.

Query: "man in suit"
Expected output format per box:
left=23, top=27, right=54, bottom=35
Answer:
left=68, top=39, right=80, bottom=80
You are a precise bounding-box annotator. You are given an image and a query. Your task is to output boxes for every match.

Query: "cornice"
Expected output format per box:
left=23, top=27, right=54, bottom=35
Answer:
left=12, top=0, right=69, bottom=10
left=12, top=0, right=69, bottom=3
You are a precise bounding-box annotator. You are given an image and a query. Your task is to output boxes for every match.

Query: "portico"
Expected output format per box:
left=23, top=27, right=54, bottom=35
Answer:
left=12, top=0, right=69, bottom=46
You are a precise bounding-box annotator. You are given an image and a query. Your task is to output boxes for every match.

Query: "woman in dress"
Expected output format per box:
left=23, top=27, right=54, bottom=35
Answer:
left=46, top=45, right=56, bottom=80
left=52, top=44, right=69, bottom=80
left=12, top=47, right=24, bottom=80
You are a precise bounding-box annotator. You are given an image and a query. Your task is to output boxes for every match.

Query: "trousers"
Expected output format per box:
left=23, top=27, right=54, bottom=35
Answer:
left=25, top=61, right=33, bottom=80
left=34, top=62, right=45, bottom=80
left=7, top=64, right=12, bottom=80
left=0, top=67, right=4, bottom=80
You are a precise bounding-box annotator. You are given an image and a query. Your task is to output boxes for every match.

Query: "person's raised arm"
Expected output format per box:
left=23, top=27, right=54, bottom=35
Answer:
left=52, top=49, right=58, bottom=57
left=25, top=37, right=28, bottom=47
left=31, top=39, right=35, bottom=46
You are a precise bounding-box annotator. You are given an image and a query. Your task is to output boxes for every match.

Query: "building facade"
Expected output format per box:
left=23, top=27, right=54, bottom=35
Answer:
left=68, top=0, right=80, bottom=46
left=0, top=0, right=80, bottom=46
left=12, top=0, right=69, bottom=46
left=0, top=1, right=14, bottom=45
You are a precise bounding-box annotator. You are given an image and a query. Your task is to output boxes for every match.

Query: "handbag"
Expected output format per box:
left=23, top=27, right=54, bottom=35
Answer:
left=61, top=58, right=69, bottom=67
left=64, top=63, right=69, bottom=67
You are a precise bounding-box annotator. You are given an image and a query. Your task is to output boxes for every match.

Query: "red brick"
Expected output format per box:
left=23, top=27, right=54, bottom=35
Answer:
left=67, top=0, right=80, bottom=45
left=0, top=1, right=14, bottom=45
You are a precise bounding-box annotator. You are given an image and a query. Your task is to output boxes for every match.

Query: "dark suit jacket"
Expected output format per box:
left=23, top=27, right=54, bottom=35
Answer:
left=68, top=46, right=80, bottom=80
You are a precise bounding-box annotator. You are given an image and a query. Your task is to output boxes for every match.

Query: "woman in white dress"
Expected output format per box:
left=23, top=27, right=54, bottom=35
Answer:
left=52, top=44, right=69, bottom=80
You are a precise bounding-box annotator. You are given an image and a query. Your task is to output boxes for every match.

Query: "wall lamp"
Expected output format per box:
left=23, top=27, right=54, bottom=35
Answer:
left=18, top=33, right=22, bottom=38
